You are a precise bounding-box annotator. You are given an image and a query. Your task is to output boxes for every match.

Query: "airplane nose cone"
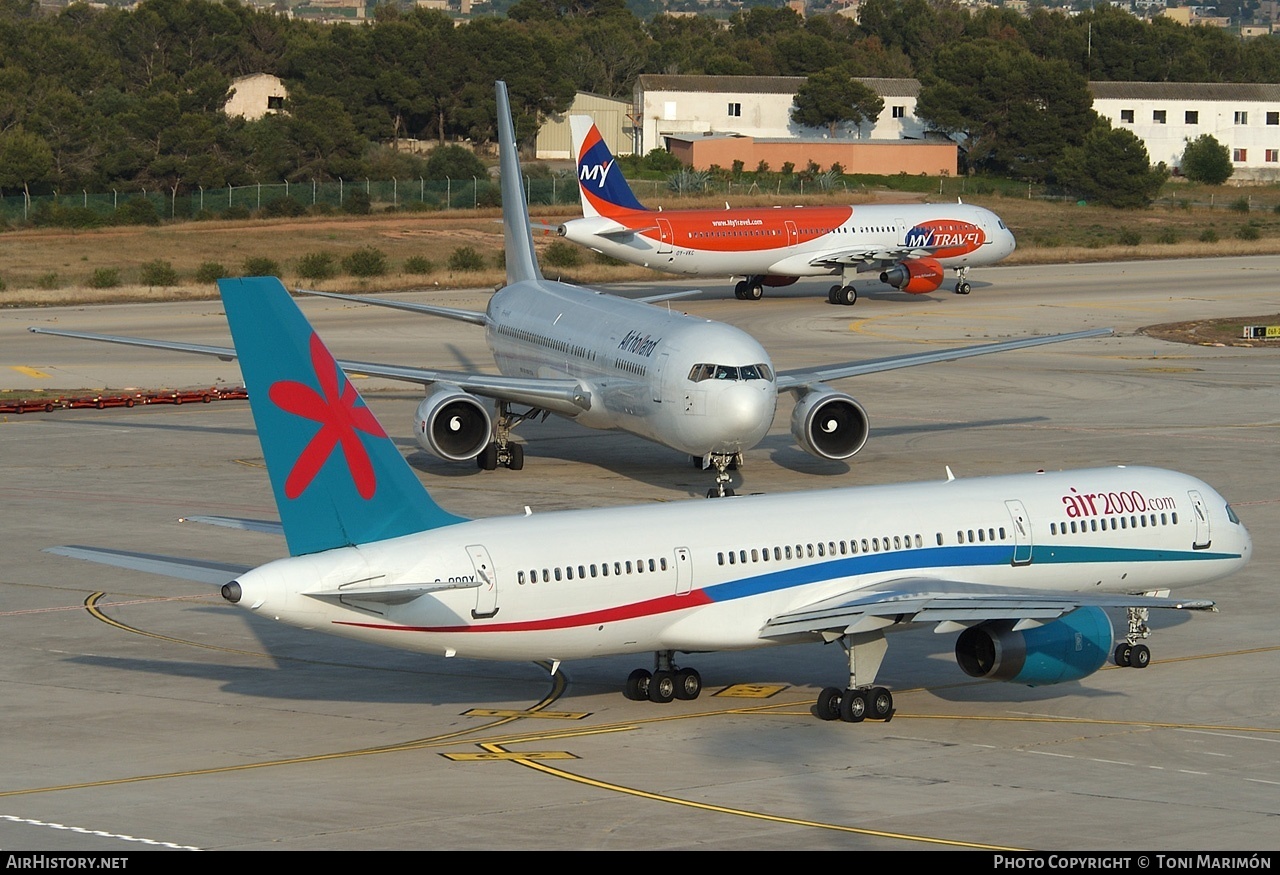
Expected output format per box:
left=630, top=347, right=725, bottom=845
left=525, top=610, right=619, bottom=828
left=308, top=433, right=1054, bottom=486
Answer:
left=709, top=383, right=775, bottom=452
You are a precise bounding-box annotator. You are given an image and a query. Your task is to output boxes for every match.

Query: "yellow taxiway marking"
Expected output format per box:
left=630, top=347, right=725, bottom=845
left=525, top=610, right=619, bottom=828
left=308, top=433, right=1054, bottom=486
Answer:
left=479, top=741, right=1022, bottom=850
left=443, top=751, right=578, bottom=762
left=713, top=683, right=788, bottom=699
left=10, top=366, right=50, bottom=378
left=465, top=708, right=589, bottom=720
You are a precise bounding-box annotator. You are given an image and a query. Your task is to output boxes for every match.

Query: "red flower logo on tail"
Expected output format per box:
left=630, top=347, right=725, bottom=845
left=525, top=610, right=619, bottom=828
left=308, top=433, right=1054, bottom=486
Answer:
left=269, top=333, right=387, bottom=500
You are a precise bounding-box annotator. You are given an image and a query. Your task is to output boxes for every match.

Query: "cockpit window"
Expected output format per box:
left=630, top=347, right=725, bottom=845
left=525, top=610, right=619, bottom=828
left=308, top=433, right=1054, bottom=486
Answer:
left=1226, top=504, right=1240, bottom=524
left=688, top=363, right=774, bottom=383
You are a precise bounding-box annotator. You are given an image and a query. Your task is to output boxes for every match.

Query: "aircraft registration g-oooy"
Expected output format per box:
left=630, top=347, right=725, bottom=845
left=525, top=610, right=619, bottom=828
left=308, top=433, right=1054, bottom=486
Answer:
left=557, top=116, right=1017, bottom=305
left=41, top=275, right=1251, bottom=722
left=32, top=83, right=1100, bottom=498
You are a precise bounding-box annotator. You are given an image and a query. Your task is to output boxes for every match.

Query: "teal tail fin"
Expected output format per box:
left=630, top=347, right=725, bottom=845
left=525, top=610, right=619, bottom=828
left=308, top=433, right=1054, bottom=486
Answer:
left=496, top=80, right=543, bottom=286
left=219, top=277, right=466, bottom=556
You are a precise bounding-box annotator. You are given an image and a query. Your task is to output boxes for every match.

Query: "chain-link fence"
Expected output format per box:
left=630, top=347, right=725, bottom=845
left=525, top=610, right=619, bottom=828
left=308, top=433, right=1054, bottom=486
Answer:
left=0, top=174, right=966, bottom=224
left=0, top=176, right=603, bottom=224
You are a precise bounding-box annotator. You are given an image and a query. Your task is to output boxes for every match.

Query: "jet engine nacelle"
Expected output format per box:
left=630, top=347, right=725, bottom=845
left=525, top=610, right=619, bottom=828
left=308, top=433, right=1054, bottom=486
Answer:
left=414, top=386, right=492, bottom=462
left=790, top=387, right=870, bottom=460
left=760, top=275, right=799, bottom=288
left=954, top=607, right=1113, bottom=686
left=879, top=257, right=945, bottom=294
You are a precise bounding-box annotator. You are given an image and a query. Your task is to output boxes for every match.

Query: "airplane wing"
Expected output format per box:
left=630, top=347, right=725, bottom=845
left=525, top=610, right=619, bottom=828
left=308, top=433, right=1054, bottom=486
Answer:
left=761, top=578, right=1216, bottom=641
left=299, top=284, right=696, bottom=310
left=44, top=546, right=251, bottom=585
left=28, top=327, right=592, bottom=415
left=774, top=328, right=1111, bottom=391
left=634, top=289, right=703, bottom=305
left=807, top=243, right=944, bottom=269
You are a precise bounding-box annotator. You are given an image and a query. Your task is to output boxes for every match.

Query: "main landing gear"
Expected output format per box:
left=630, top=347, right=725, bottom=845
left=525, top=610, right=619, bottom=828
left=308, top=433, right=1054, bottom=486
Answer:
left=734, top=278, right=763, bottom=301
left=815, top=629, right=895, bottom=724
left=954, top=267, right=972, bottom=296
left=476, top=400, right=540, bottom=471
left=625, top=651, right=703, bottom=703
left=1114, top=606, right=1152, bottom=668
left=827, top=285, right=858, bottom=306
left=693, top=452, right=741, bottom=498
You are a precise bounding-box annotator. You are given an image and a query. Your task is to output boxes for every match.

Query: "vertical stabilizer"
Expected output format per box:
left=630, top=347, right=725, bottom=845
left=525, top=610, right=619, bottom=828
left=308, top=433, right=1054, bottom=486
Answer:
left=496, top=81, right=542, bottom=286
left=570, top=115, right=647, bottom=219
left=219, top=277, right=466, bottom=556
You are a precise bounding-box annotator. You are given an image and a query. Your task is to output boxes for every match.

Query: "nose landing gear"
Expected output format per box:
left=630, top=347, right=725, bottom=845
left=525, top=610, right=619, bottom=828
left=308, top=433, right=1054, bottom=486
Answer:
left=693, top=452, right=741, bottom=498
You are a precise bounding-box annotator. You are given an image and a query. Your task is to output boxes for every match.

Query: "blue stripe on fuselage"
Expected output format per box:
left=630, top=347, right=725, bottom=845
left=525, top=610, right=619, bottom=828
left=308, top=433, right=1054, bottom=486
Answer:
left=700, top=543, right=1241, bottom=604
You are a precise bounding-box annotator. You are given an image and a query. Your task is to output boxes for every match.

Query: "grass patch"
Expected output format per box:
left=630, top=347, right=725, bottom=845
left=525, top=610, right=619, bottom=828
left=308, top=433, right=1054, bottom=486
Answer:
left=1141, top=314, right=1280, bottom=347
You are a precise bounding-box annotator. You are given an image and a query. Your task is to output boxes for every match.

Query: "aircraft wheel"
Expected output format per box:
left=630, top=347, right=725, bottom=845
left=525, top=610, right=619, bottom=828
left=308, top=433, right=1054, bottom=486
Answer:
left=1114, top=643, right=1133, bottom=667
left=625, top=669, right=651, bottom=701
left=840, top=286, right=857, bottom=306
left=956, top=281, right=972, bottom=295
left=839, top=689, right=867, bottom=723
left=674, top=667, right=702, bottom=700
left=506, top=442, right=524, bottom=471
left=745, top=284, right=763, bottom=301
left=734, top=281, right=749, bottom=300
left=1130, top=644, right=1151, bottom=669
left=816, top=687, right=843, bottom=721
left=477, top=443, right=499, bottom=470
left=867, top=687, right=893, bottom=720
left=648, top=670, right=676, bottom=703
left=828, top=285, right=842, bottom=305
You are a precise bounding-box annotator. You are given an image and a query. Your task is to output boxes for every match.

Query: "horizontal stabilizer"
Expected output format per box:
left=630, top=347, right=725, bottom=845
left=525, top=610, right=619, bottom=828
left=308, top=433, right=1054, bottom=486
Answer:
left=296, top=288, right=488, bottom=326
left=45, top=545, right=250, bottom=585
left=303, top=579, right=482, bottom=606
left=180, top=516, right=284, bottom=536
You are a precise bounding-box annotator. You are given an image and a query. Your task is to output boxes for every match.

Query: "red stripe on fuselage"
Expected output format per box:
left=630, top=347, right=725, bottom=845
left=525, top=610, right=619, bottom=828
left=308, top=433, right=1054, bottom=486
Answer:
left=334, top=588, right=716, bottom=635
left=594, top=204, right=856, bottom=253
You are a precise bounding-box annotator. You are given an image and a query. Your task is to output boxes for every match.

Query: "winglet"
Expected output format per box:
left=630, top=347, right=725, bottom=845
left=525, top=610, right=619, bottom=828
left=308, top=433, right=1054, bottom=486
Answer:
left=219, top=277, right=466, bottom=556
left=569, top=115, right=646, bottom=219
left=496, top=81, right=542, bottom=286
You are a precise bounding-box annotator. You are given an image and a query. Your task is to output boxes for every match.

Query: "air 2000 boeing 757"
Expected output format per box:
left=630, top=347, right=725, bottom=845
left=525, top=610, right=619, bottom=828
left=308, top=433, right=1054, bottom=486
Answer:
left=32, top=83, right=1093, bottom=497
left=42, top=274, right=1250, bottom=722
left=557, top=116, right=1017, bottom=304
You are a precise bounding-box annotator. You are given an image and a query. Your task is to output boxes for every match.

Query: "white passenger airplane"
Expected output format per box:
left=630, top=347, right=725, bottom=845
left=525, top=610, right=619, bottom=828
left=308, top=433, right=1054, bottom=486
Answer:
left=32, top=82, right=1095, bottom=497
left=41, top=274, right=1251, bottom=722
left=556, top=116, right=1018, bottom=304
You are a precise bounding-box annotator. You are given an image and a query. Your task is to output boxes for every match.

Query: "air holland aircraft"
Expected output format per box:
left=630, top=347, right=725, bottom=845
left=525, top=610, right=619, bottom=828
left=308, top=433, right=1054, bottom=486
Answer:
left=42, top=275, right=1250, bottom=722
left=556, top=116, right=1017, bottom=305
left=33, top=83, right=1099, bottom=498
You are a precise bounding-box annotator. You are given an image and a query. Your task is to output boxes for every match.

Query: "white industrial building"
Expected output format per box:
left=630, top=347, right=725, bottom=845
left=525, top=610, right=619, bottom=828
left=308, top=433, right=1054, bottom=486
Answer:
left=225, top=74, right=287, bottom=121
left=1090, top=81, right=1280, bottom=182
left=633, top=74, right=929, bottom=155
left=625, top=74, right=1280, bottom=182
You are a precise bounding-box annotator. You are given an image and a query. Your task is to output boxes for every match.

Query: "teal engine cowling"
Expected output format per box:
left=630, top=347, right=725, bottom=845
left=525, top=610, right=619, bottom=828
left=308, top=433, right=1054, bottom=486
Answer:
left=954, top=606, right=1113, bottom=686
